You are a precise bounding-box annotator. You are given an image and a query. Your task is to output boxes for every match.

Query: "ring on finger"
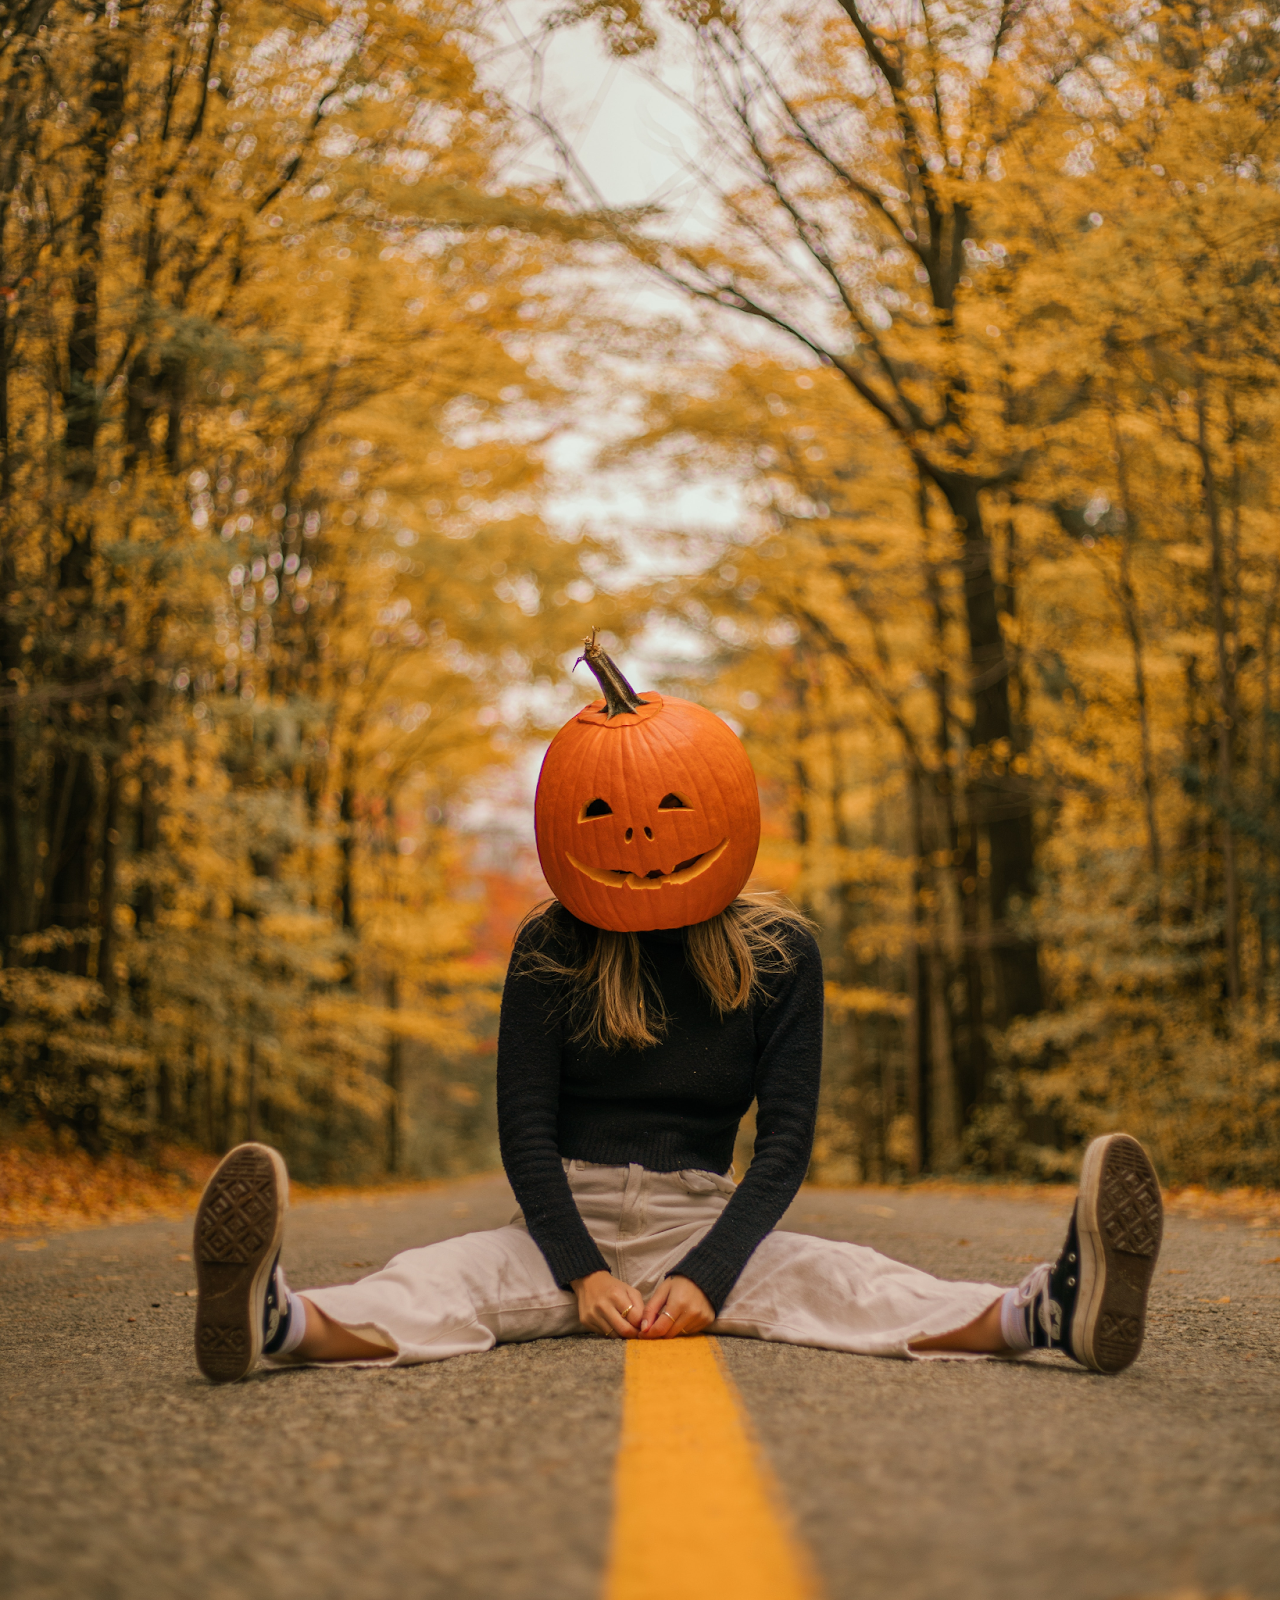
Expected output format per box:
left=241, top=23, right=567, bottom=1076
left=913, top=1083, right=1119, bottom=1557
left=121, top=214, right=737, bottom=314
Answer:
left=658, top=1309, right=675, bottom=1322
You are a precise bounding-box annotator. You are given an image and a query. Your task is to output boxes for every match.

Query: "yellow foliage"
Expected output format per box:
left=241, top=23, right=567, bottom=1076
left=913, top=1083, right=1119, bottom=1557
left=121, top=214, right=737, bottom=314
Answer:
left=0, top=0, right=600, bottom=1180
left=564, top=0, right=1280, bottom=1182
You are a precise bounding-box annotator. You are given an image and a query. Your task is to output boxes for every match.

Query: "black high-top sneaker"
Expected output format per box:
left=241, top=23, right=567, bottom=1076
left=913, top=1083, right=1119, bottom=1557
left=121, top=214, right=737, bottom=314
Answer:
left=194, top=1143, right=288, bottom=1383
left=1010, top=1133, right=1163, bottom=1373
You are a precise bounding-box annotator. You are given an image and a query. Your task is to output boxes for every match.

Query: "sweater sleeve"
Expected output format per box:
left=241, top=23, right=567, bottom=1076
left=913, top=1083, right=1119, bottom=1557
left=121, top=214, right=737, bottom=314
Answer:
left=496, top=920, right=610, bottom=1289
left=667, top=926, right=824, bottom=1312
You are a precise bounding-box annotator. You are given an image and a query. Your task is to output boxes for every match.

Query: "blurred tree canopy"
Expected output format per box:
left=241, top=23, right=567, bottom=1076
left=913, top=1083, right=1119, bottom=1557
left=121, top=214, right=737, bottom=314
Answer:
left=550, top=0, right=1280, bottom=1184
left=0, top=0, right=605, bottom=1178
left=3, top=0, right=1279, bottom=1190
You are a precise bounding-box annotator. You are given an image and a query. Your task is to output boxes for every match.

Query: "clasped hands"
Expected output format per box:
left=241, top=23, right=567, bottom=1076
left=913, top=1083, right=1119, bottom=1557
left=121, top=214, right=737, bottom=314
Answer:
left=570, top=1269, right=714, bottom=1340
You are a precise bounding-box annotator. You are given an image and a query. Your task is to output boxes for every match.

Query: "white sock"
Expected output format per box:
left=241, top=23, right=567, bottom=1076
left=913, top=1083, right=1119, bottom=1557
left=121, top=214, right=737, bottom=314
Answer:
left=1000, top=1286, right=1034, bottom=1352
left=278, top=1284, right=308, bottom=1355
left=265, top=1270, right=309, bottom=1357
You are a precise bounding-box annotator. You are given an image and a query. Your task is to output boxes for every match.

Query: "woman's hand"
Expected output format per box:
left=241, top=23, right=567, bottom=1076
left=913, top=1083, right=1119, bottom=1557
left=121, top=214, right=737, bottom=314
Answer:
left=571, top=1271, right=644, bottom=1338
left=639, top=1275, right=715, bottom=1338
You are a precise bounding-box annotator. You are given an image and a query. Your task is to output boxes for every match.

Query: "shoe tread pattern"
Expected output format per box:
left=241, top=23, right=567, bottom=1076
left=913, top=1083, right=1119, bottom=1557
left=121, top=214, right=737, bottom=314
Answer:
left=194, top=1145, right=283, bottom=1383
left=1098, top=1138, right=1163, bottom=1258
left=197, top=1323, right=247, bottom=1356
left=1092, top=1136, right=1162, bottom=1373
left=195, top=1148, right=276, bottom=1264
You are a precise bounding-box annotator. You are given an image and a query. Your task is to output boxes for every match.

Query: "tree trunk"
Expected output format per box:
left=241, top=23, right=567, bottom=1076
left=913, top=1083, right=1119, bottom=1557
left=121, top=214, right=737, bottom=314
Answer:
left=45, top=27, right=128, bottom=976
left=157, top=1050, right=173, bottom=1132
left=928, top=920, right=960, bottom=1168
left=339, top=756, right=358, bottom=936
left=1257, top=560, right=1280, bottom=1008
left=221, top=1053, right=234, bottom=1153
left=61, top=28, right=127, bottom=506
left=1104, top=411, right=1164, bottom=879
left=932, top=471, right=1043, bottom=1027
left=0, top=11, right=46, bottom=955
left=920, top=502, right=984, bottom=1149
left=1179, top=656, right=1211, bottom=930
left=0, top=676, right=22, bottom=954
left=905, top=768, right=929, bottom=1174
left=786, top=650, right=816, bottom=919
left=95, top=755, right=121, bottom=1000
left=245, top=1038, right=258, bottom=1142
left=1195, top=380, right=1240, bottom=1005
left=385, top=971, right=402, bottom=1174
left=953, top=811, right=986, bottom=1124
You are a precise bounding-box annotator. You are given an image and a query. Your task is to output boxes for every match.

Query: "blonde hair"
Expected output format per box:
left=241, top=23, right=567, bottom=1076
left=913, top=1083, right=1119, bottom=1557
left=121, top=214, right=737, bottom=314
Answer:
left=514, top=893, right=814, bottom=1052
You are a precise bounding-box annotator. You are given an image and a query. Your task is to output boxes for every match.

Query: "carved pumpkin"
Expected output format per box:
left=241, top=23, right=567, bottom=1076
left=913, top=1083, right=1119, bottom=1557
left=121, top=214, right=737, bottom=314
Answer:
left=534, top=634, right=761, bottom=932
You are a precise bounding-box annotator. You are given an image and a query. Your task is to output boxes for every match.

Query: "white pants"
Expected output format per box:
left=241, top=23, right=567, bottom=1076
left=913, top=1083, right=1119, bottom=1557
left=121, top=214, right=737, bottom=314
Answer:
left=292, top=1160, right=1007, bottom=1367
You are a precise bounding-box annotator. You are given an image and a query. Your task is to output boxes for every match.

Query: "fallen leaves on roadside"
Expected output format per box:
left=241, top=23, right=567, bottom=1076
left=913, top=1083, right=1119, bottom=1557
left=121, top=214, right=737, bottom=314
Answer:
left=0, top=1134, right=217, bottom=1237
left=1, top=1129, right=455, bottom=1239
left=862, top=1178, right=1280, bottom=1231
left=1114, top=1586, right=1256, bottom=1599
left=1163, top=1186, right=1280, bottom=1230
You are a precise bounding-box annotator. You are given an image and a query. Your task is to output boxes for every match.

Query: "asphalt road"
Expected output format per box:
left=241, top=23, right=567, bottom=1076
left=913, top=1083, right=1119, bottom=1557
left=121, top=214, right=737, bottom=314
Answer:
left=2, top=1176, right=1278, bottom=1600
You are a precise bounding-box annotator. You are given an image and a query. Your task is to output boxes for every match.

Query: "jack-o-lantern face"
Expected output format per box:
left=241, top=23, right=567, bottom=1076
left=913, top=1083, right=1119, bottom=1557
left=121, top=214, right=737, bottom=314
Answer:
left=534, top=638, right=760, bottom=932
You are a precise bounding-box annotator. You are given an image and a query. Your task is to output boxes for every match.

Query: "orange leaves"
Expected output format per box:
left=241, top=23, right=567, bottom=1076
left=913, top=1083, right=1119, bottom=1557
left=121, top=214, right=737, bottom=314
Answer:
left=0, top=1135, right=218, bottom=1238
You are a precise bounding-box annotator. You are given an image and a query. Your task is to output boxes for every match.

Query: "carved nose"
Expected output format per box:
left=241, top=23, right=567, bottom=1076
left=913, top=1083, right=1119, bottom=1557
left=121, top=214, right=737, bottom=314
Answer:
left=625, top=827, right=633, bottom=842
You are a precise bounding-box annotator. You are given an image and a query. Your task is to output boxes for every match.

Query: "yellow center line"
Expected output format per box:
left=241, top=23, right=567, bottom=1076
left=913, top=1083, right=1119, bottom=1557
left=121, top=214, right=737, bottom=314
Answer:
left=603, top=1337, right=821, bottom=1600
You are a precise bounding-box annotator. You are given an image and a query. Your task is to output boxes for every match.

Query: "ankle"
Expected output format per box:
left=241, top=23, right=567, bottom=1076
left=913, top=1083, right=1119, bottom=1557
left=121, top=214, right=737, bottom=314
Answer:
left=262, top=1266, right=308, bottom=1357
left=294, top=1300, right=397, bottom=1362
left=911, top=1297, right=1008, bottom=1353
left=999, top=1285, right=1035, bottom=1352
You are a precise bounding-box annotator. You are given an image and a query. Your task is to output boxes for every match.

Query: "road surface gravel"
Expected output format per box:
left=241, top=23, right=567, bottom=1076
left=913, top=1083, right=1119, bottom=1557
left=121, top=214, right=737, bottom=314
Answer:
left=2, top=1175, right=1277, bottom=1600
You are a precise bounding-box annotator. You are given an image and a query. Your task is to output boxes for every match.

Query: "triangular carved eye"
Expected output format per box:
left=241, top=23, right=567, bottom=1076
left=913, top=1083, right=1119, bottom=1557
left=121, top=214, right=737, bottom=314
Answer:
left=581, top=798, right=612, bottom=819
left=658, top=793, right=692, bottom=810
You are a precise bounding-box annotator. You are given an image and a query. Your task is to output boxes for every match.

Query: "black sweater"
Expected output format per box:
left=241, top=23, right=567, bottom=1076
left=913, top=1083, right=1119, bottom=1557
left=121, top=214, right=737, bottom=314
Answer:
left=495, top=910, right=825, bottom=1312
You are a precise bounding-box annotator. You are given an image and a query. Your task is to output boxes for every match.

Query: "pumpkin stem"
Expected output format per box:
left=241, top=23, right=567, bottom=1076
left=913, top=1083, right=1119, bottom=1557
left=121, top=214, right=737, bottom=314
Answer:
left=575, top=629, right=648, bottom=718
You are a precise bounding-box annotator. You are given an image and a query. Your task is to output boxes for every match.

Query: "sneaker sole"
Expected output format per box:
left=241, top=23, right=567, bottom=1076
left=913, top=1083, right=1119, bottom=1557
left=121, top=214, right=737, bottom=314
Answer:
left=1073, top=1133, right=1163, bottom=1373
left=193, top=1143, right=288, bottom=1384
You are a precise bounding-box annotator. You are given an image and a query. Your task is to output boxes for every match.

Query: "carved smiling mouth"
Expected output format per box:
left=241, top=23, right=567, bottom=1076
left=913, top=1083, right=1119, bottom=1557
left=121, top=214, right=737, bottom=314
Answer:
left=566, top=838, right=729, bottom=891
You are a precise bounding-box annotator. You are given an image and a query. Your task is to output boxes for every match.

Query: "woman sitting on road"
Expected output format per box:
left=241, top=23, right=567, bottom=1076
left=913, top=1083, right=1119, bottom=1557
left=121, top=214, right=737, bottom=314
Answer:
left=192, top=637, right=1163, bottom=1384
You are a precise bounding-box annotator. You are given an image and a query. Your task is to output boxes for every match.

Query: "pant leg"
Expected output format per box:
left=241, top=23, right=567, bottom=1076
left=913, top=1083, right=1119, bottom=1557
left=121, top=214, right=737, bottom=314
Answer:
left=287, top=1224, right=583, bottom=1368
left=712, top=1229, right=1008, bottom=1361
left=276, top=1159, right=653, bottom=1371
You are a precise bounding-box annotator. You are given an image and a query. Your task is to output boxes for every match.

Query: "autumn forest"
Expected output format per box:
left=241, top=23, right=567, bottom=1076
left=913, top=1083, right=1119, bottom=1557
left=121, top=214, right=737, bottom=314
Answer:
left=1, top=0, right=1278, bottom=1192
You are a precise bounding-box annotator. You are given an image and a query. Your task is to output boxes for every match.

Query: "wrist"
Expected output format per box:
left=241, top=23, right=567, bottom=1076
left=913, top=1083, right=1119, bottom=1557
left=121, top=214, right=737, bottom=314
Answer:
left=668, top=1272, right=714, bottom=1306
left=570, top=1270, right=609, bottom=1290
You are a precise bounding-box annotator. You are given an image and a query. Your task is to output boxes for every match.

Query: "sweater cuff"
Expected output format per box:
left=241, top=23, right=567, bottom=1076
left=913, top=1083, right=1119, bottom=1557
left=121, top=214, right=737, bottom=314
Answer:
left=540, top=1233, right=611, bottom=1291
left=667, top=1244, right=742, bottom=1316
